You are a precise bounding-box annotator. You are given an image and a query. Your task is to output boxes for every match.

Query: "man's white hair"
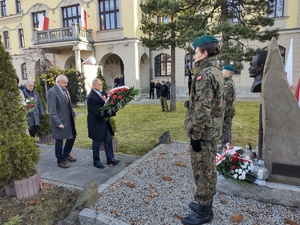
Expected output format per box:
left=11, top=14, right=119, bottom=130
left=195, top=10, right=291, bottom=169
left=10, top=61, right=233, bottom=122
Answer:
left=56, top=74, right=67, bottom=83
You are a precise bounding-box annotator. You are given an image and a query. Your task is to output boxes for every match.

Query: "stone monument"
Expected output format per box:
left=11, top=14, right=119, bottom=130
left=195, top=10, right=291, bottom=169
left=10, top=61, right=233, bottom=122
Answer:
left=261, top=38, right=300, bottom=186
left=249, top=50, right=268, bottom=158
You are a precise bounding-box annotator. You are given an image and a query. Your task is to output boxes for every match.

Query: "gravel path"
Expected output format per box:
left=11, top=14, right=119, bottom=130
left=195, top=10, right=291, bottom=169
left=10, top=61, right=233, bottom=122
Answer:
left=93, top=142, right=299, bottom=225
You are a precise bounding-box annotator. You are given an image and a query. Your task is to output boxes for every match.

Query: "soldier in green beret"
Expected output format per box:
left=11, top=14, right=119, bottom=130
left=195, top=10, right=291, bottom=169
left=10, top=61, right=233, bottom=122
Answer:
left=183, top=35, right=224, bottom=225
left=221, top=65, right=236, bottom=149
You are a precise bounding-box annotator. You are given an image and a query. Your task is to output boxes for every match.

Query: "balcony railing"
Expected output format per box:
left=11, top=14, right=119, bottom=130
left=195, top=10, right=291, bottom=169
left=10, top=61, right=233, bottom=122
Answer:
left=33, top=22, right=93, bottom=45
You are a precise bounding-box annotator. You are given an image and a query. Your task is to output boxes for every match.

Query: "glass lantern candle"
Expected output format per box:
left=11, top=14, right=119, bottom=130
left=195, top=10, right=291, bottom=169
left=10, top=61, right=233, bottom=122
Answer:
left=255, top=159, right=269, bottom=185
left=243, top=144, right=252, bottom=160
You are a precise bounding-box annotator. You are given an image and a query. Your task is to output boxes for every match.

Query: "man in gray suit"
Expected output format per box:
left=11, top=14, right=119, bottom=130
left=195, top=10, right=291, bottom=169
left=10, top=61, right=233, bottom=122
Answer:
left=47, top=75, right=77, bottom=168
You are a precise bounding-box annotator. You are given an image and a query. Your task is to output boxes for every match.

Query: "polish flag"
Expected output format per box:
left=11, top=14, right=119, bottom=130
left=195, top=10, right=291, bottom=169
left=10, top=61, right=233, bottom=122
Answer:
left=81, top=7, right=87, bottom=29
left=37, top=14, right=49, bottom=31
left=295, top=78, right=300, bottom=107
left=285, top=39, right=293, bottom=89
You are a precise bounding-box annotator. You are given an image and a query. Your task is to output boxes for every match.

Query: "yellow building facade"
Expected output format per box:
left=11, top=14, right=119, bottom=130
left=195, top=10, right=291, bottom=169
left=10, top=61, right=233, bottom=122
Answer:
left=0, top=0, right=299, bottom=97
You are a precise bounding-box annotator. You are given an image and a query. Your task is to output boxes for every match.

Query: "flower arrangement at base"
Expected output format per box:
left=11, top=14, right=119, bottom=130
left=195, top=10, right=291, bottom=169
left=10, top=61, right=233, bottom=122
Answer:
left=216, top=147, right=256, bottom=184
left=22, top=96, right=37, bottom=113
left=101, top=86, right=139, bottom=118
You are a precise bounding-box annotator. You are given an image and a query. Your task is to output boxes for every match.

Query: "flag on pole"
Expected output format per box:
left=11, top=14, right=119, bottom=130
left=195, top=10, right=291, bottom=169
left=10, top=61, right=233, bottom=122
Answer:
left=81, top=7, right=87, bottom=29
left=285, top=39, right=293, bottom=89
left=295, top=78, right=300, bottom=107
left=37, top=14, right=49, bottom=31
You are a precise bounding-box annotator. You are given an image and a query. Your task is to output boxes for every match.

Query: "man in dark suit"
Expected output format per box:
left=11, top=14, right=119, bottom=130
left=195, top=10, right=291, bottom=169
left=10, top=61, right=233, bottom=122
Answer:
left=22, top=80, right=45, bottom=137
left=87, top=78, right=120, bottom=169
left=47, top=74, right=77, bottom=168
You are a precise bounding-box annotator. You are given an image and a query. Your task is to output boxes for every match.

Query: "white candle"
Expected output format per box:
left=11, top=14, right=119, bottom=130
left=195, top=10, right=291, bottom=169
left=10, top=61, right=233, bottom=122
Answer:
left=257, top=168, right=264, bottom=180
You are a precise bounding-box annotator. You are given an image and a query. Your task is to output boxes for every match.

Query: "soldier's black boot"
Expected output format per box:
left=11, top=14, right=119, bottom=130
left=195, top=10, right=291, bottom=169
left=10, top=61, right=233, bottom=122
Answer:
left=181, top=203, right=213, bottom=225
left=188, top=201, right=213, bottom=218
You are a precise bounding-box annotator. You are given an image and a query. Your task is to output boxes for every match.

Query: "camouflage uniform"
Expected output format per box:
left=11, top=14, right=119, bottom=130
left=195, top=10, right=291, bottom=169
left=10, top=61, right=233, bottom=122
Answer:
left=221, top=76, right=236, bottom=147
left=185, top=56, right=224, bottom=205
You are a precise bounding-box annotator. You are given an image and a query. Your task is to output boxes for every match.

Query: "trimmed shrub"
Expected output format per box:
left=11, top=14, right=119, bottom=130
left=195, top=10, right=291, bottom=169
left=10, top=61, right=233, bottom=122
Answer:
left=0, top=38, right=39, bottom=187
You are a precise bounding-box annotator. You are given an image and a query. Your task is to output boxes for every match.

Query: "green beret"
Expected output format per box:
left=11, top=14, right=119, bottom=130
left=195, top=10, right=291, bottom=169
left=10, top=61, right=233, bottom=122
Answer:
left=223, top=64, right=235, bottom=72
left=192, top=35, right=219, bottom=49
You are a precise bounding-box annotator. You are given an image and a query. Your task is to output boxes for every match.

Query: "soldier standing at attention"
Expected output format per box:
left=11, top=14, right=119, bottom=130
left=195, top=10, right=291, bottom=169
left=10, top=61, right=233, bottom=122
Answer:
left=183, top=35, right=224, bottom=225
left=221, top=65, right=236, bottom=149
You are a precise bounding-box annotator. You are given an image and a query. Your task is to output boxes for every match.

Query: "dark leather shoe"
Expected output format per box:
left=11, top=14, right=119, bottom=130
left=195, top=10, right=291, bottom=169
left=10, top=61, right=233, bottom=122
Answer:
left=107, top=158, right=120, bottom=165
left=66, top=155, right=76, bottom=162
left=58, top=162, right=70, bottom=168
left=94, top=162, right=105, bottom=169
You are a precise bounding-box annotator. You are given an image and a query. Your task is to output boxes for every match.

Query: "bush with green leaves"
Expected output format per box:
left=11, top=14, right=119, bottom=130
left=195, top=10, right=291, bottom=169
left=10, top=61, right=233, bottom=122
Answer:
left=65, top=69, right=87, bottom=105
left=39, top=68, right=87, bottom=106
left=96, top=66, right=108, bottom=92
left=35, top=76, right=51, bottom=138
left=0, top=39, right=39, bottom=187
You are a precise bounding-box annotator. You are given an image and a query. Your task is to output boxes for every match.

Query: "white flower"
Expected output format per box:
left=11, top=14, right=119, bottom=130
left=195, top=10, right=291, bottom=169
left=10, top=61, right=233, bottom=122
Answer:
left=238, top=169, right=243, bottom=174
left=233, top=174, right=238, bottom=179
left=239, top=174, right=246, bottom=180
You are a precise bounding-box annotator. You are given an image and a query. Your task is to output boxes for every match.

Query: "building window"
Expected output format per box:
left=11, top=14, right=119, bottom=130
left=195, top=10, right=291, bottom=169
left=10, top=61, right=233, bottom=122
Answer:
left=3, top=31, right=9, bottom=49
left=185, top=54, right=194, bottom=76
left=16, top=0, right=21, bottom=13
left=21, top=63, right=28, bottom=80
left=18, top=29, right=25, bottom=47
left=1, top=0, right=6, bottom=17
left=155, top=54, right=171, bottom=76
left=269, top=0, right=284, bottom=18
left=62, top=5, right=81, bottom=27
left=156, top=16, right=169, bottom=24
left=99, top=0, right=120, bottom=31
left=227, top=0, right=241, bottom=23
left=32, top=11, right=46, bottom=29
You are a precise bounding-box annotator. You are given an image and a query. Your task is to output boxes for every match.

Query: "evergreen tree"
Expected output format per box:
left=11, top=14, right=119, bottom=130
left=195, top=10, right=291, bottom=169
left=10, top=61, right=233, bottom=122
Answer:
left=96, top=65, right=108, bottom=92
left=181, top=0, right=277, bottom=69
left=141, top=0, right=195, bottom=111
left=141, top=0, right=278, bottom=87
left=0, top=39, right=39, bottom=186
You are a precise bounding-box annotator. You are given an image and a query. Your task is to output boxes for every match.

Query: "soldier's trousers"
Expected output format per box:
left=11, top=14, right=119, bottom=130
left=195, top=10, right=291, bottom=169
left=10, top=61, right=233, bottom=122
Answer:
left=221, top=116, right=233, bottom=146
left=160, top=96, right=168, bottom=111
left=191, top=140, right=217, bottom=205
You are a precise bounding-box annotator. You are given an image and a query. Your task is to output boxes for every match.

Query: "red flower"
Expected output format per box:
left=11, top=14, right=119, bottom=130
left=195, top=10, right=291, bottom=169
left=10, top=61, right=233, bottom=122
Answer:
left=121, top=88, right=125, bottom=92
left=110, top=100, right=114, bottom=105
left=118, top=95, right=123, bottom=100
left=231, top=166, right=236, bottom=170
left=112, top=95, right=117, bottom=99
left=231, top=156, right=238, bottom=163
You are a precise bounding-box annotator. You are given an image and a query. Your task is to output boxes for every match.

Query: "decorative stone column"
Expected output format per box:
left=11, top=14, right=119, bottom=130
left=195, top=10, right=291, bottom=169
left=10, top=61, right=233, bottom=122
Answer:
left=73, top=43, right=82, bottom=72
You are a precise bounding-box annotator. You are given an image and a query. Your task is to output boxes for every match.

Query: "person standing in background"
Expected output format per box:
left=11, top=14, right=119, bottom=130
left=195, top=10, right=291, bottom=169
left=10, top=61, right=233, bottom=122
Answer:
left=221, top=65, right=236, bottom=149
left=155, top=80, right=161, bottom=99
left=149, top=79, right=155, bottom=99
left=22, top=80, right=45, bottom=137
left=47, top=75, right=77, bottom=169
left=165, top=78, right=171, bottom=100
left=160, top=81, right=168, bottom=112
left=183, top=35, right=224, bottom=225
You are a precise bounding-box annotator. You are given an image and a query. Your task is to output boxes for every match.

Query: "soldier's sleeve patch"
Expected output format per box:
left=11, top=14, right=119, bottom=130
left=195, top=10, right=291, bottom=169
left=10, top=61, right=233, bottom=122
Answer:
left=224, top=85, right=228, bottom=88
left=196, top=76, right=202, bottom=81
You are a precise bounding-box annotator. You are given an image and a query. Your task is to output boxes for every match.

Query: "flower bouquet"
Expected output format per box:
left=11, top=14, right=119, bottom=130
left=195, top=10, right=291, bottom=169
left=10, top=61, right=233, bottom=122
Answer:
left=22, top=96, right=37, bottom=113
left=216, top=147, right=256, bottom=184
left=101, top=86, right=139, bottom=118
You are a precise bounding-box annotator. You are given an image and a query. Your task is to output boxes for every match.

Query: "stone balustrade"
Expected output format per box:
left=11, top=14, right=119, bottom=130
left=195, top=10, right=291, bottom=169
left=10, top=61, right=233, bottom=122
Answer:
left=33, top=22, right=93, bottom=45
